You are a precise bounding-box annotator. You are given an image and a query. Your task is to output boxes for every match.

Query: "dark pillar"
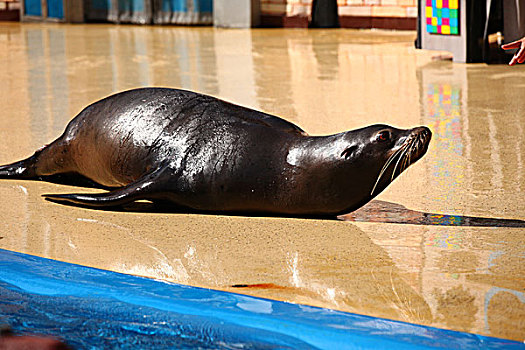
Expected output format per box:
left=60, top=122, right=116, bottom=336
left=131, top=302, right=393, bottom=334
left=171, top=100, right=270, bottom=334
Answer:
left=310, top=0, right=339, bottom=28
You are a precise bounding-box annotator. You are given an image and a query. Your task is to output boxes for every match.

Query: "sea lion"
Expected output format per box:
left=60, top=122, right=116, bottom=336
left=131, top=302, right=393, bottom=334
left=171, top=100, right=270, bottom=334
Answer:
left=0, top=88, right=431, bottom=216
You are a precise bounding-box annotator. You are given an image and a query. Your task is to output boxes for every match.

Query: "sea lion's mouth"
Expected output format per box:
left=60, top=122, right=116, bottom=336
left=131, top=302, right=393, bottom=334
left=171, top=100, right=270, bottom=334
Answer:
left=403, top=126, right=432, bottom=164
left=370, top=127, right=432, bottom=196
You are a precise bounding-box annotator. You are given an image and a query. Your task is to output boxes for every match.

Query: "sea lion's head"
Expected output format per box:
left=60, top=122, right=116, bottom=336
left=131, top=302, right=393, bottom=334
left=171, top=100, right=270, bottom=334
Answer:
left=333, top=124, right=432, bottom=212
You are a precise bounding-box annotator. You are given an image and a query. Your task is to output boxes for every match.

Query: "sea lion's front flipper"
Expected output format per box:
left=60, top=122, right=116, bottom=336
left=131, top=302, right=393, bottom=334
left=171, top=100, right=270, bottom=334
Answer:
left=43, top=166, right=172, bottom=208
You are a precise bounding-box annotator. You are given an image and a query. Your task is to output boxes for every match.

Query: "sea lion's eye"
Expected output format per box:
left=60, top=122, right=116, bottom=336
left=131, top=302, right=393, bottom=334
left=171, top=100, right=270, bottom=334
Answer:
left=376, top=130, right=391, bottom=142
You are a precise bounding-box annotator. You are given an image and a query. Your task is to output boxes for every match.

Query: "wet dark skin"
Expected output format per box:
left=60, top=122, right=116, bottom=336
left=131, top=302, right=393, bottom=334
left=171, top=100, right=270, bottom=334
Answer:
left=0, top=88, right=431, bottom=216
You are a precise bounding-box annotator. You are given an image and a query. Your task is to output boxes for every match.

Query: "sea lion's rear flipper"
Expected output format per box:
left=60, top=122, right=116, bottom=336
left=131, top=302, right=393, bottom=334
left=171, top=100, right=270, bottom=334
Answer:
left=0, top=155, right=40, bottom=179
left=43, top=166, right=171, bottom=208
left=0, top=141, right=75, bottom=180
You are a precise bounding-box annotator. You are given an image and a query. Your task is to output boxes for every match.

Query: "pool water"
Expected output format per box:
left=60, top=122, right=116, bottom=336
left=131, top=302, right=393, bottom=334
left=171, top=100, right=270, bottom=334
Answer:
left=0, top=249, right=520, bottom=349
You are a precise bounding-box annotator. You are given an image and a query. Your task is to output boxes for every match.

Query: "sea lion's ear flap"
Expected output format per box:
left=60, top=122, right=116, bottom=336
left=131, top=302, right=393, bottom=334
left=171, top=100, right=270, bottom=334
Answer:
left=341, top=145, right=359, bottom=159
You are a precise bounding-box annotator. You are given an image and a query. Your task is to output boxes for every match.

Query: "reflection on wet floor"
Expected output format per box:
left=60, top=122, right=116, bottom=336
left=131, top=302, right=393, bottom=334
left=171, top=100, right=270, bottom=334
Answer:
left=0, top=23, right=524, bottom=342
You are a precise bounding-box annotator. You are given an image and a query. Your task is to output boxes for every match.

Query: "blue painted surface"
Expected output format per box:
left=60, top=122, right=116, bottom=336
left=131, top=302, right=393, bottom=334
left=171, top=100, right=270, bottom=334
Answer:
left=160, top=0, right=211, bottom=13
left=0, top=249, right=522, bottom=349
left=193, top=0, right=212, bottom=13
left=89, top=0, right=111, bottom=11
left=47, top=0, right=64, bottom=19
left=118, top=0, right=144, bottom=14
left=169, top=0, right=187, bottom=12
left=24, top=0, right=42, bottom=16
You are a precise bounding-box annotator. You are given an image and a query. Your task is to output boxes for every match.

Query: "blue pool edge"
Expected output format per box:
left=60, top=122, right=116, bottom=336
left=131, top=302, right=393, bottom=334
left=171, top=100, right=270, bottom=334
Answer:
left=0, top=248, right=522, bottom=349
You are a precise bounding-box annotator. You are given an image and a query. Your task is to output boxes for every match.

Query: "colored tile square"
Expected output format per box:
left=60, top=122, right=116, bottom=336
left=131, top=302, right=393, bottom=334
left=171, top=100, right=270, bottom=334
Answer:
left=425, top=0, right=459, bottom=35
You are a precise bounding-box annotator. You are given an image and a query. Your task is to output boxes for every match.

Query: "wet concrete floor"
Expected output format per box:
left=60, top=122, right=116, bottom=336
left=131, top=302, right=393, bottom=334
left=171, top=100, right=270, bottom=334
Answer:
left=0, top=23, right=524, bottom=341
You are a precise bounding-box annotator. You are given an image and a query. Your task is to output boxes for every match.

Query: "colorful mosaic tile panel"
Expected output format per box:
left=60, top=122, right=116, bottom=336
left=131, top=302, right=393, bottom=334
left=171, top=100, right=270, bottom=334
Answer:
left=425, top=0, right=459, bottom=35
left=426, top=83, right=462, bottom=155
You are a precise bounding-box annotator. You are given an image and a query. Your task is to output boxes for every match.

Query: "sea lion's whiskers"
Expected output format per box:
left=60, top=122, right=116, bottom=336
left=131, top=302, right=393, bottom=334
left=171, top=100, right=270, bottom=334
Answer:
left=400, top=146, right=410, bottom=174
left=404, top=138, right=416, bottom=169
left=390, top=136, right=420, bottom=182
left=391, top=146, right=408, bottom=181
left=370, top=143, right=408, bottom=196
left=376, top=145, right=405, bottom=179
left=407, top=140, right=414, bottom=170
left=406, top=140, right=416, bottom=168
left=403, top=140, right=414, bottom=170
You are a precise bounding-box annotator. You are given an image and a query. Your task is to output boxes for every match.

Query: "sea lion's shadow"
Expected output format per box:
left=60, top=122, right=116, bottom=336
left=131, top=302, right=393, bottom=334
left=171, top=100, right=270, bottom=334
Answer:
left=42, top=174, right=524, bottom=227
left=44, top=195, right=525, bottom=228
left=340, top=200, right=525, bottom=228
left=44, top=196, right=332, bottom=221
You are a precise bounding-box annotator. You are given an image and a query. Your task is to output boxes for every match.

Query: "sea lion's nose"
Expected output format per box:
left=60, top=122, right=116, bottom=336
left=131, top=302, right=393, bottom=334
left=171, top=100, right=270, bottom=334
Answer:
left=411, top=126, right=432, bottom=141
